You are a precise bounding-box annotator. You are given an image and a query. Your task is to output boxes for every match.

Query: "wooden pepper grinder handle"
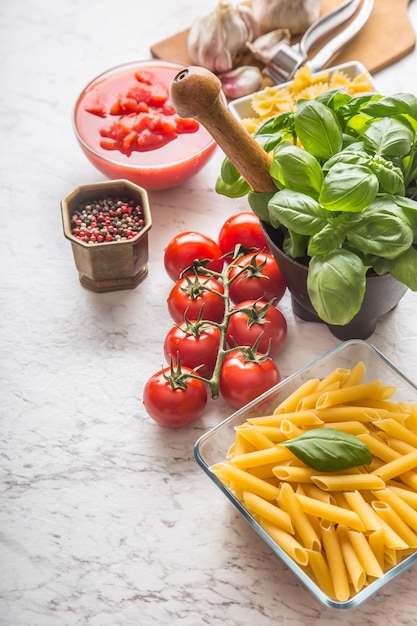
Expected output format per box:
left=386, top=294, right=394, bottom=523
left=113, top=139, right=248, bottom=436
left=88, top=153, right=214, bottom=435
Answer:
left=170, top=66, right=276, bottom=193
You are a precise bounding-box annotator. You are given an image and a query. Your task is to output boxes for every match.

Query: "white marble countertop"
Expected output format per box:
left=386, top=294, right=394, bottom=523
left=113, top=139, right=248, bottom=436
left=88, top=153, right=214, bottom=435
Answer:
left=2, top=1, right=417, bottom=624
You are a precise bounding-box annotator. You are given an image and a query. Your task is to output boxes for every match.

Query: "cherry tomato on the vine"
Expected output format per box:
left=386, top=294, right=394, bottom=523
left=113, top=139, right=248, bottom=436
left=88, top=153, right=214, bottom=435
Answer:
left=167, top=274, right=225, bottom=323
left=143, top=365, right=207, bottom=428
left=228, top=252, right=286, bottom=304
left=218, top=212, right=271, bottom=259
left=164, top=231, right=224, bottom=281
left=219, top=350, right=281, bottom=409
left=164, top=321, right=221, bottom=379
left=226, top=299, right=287, bottom=356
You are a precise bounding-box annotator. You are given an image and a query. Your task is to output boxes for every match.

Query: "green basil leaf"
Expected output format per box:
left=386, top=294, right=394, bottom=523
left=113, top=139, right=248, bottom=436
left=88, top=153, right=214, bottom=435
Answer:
left=362, top=117, right=414, bottom=158
left=220, top=157, right=241, bottom=185
left=362, top=93, right=417, bottom=120
left=368, top=155, right=405, bottom=194
left=363, top=254, right=393, bottom=275
left=271, top=144, right=323, bottom=198
left=282, top=230, right=309, bottom=259
left=390, top=246, right=417, bottom=290
left=268, top=189, right=330, bottom=235
left=215, top=174, right=251, bottom=198
left=295, top=99, right=343, bottom=160
left=307, top=217, right=347, bottom=256
left=319, top=163, right=379, bottom=212
left=254, top=112, right=295, bottom=152
left=307, top=249, right=367, bottom=325
left=391, top=194, right=417, bottom=231
left=248, top=191, right=276, bottom=223
left=315, top=89, right=353, bottom=111
left=278, top=428, right=372, bottom=472
left=323, top=149, right=370, bottom=171
left=347, top=208, right=413, bottom=259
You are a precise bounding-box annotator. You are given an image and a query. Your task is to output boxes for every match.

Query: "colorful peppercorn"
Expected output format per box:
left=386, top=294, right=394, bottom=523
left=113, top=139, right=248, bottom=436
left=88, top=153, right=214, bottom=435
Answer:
left=70, top=196, right=145, bottom=244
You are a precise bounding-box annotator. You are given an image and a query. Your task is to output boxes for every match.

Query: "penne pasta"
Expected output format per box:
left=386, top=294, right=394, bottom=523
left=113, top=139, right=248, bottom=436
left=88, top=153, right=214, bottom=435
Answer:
left=302, top=484, right=337, bottom=505
left=311, top=474, right=385, bottom=492
left=209, top=360, right=417, bottom=602
left=273, top=378, right=320, bottom=414
left=388, top=484, right=417, bottom=509
left=374, top=419, right=417, bottom=448
left=227, top=431, right=254, bottom=457
left=372, top=449, right=417, bottom=481
left=314, top=406, right=384, bottom=423
left=336, top=525, right=367, bottom=593
left=249, top=425, right=288, bottom=443
left=272, top=466, right=317, bottom=483
left=295, top=493, right=365, bottom=532
left=343, top=490, right=383, bottom=532
left=248, top=411, right=323, bottom=427
left=357, top=432, right=400, bottom=462
left=316, top=381, right=393, bottom=410
left=305, top=549, right=335, bottom=599
left=320, top=520, right=350, bottom=602
left=231, top=446, right=294, bottom=469
left=371, top=500, right=417, bottom=548
left=384, top=436, right=417, bottom=456
left=316, top=367, right=351, bottom=391
left=279, top=420, right=303, bottom=439
left=210, top=462, right=280, bottom=500
left=318, top=421, right=369, bottom=435
left=347, top=529, right=384, bottom=578
left=259, top=518, right=309, bottom=566
left=297, top=382, right=340, bottom=411
left=278, top=482, right=321, bottom=551
left=368, top=526, right=386, bottom=571
left=243, top=491, right=293, bottom=534
left=340, top=361, right=366, bottom=388
left=372, top=488, right=417, bottom=534
left=234, top=423, right=276, bottom=450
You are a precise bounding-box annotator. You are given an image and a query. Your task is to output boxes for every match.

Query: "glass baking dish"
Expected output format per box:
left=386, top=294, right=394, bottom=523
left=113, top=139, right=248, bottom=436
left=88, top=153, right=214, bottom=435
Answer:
left=194, top=340, right=417, bottom=609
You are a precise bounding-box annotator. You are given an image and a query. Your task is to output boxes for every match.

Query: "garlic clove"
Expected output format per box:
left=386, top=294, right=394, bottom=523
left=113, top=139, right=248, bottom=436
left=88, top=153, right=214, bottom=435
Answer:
left=251, top=0, right=323, bottom=35
left=236, top=2, right=257, bottom=40
left=246, top=28, right=291, bottom=65
left=188, top=0, right=253, bottom=74
left=219, top=65, right=263, bottom=99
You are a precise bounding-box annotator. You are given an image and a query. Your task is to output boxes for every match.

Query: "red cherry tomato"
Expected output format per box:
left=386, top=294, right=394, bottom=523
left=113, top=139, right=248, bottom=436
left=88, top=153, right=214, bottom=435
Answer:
left=167, top=274, right=225, bottom=323
left=219, top=350, right=281, bottom=409
left=228, top=252, right=286, bottom=304
left=218, top=212, right=271, bottom=258
left=164, top=231, right=224, bottom=281
left=143, top=365, right=207, bottom=427
left=226, top=300, right=287, bottom=356
left=164, top=321, right=221, bottom=379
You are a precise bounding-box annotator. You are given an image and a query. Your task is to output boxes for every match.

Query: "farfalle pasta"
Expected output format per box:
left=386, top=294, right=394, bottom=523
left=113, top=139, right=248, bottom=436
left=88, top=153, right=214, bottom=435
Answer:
left=241, top=65, right=375, bottom=132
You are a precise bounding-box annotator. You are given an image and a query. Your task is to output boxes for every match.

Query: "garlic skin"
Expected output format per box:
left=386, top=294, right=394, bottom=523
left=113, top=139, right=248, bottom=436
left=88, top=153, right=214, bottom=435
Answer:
left=246, top=28, right=291, bottom=64
left=188, top=0, right=254, bottom=74
left=219, top=65, right=263, bottom=99
left=251, top=0, right=323, bottom=35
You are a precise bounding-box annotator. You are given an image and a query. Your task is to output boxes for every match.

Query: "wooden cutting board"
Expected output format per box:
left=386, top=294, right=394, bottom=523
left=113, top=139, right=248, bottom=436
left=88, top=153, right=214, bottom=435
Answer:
left=151, top=0, right=415, bottom=77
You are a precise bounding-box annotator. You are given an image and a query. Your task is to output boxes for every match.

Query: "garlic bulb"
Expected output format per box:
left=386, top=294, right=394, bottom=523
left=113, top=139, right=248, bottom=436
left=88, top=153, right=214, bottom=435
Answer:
left=188, top=0, right=255, bottom=74
left=251, top=0, right=323, bottom=35
left=246, top=28, right=291, bottom=64
left=219, top=65, right=263, bottom=99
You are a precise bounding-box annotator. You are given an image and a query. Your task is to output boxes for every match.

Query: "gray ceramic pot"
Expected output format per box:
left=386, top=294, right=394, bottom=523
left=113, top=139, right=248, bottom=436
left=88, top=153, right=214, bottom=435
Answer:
left=261, top=221, right=408, bottom=340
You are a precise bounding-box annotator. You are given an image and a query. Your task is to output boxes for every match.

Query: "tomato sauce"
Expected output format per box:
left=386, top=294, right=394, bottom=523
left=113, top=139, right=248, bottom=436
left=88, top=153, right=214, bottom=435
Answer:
left=74, top=62, right=216, bottom=189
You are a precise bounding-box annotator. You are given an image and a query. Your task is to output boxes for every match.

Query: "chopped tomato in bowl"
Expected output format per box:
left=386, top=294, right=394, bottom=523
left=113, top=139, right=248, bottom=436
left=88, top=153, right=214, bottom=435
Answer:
left=73, top=60, right=217, bottom=190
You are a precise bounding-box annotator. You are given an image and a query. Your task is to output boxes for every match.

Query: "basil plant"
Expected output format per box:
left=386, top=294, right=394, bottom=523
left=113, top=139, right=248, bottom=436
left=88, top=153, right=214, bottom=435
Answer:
left=216, top=90, right=417, bottom=326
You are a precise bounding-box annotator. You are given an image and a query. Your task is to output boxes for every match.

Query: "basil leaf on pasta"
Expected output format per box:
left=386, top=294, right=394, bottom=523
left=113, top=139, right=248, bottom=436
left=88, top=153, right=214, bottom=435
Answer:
left=278, top=428, right=372, bottom=472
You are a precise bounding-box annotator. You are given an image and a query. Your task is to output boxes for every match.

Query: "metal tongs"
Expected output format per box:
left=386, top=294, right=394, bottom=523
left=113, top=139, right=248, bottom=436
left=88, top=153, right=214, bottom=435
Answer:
left=265, top=0, right=374, bottom=83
